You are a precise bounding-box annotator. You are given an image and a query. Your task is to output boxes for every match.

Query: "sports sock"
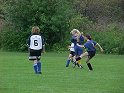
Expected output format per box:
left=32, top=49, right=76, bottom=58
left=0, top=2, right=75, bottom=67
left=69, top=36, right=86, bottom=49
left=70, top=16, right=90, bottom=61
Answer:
left=66, top=60, right=70, bottom=67
left=37, top=61, right=41, bottom=72
left=33, top=63, right=38, bottom=73
left=87, top=63, right=93, bottom=70
left=78, top=60, right=81, bottom=65
left=76, top=57, right=81, bottom=61
left=76, top=62, right=80, bottom=67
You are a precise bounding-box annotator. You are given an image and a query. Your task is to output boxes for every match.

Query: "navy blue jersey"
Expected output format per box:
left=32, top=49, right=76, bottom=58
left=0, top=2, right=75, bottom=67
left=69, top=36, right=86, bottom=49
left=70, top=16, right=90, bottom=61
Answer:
left=71, top=36, right=77, bottom=45
left=70, top=35, right=84, bottom=56
left=84, top=40, right=97, bottom=52
left=78, top=35, right=84, bottom=45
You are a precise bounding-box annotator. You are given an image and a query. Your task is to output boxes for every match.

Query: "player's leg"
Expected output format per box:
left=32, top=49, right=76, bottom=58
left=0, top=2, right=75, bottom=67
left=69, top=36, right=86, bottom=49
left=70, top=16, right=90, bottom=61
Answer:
left=33, top=60, right=38, bottom=74
left=36, top=50, right=42, bottom=74
left=72, top=55, right=79, bottom=68
left=37, top=61, right=42, bottom=74
left=36, top=57, right=42, bottom=74
left=72, top=55, right=78, bottom=68
left=73, top=52, right=88, bottom=68
left=86, top=57, right=93, bottom=71
left=66, top=53, right=72, bottom=67
left=78, top=60, right=83, bottom=68
left=29, top=49, right=38, bottom=74
left=86, top=51, right=96, bottom=71
left=31, top=49, right=42, bottom=74
left=76, top=52, right=88, bottom=62
left=78, top=60, right=81, bottom=65
left=73, top=47, right=80, bottom=68
left=77, top=49, right=83, bottom=68
left=71, top=51, right=76, bottom=64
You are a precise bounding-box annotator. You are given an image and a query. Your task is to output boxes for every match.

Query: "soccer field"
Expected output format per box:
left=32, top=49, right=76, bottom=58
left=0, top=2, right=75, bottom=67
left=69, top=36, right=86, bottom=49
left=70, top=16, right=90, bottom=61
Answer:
left=0, top=52, right=124, bottom=93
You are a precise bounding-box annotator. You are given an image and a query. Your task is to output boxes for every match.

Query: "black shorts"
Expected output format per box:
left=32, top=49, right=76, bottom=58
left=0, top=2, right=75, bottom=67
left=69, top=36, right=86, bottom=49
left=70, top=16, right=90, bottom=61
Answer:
left=29, top=49, right=42, bottom=60
left=88, top=51, right=96, bottom=59
left=70, top=51, right=75, bottom=57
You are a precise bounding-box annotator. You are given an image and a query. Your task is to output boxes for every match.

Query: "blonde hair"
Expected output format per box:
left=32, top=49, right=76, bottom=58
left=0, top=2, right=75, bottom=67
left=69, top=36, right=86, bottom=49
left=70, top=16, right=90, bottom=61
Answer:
left=32, top=26, right=40, bottom=34
left=70, top=29, right=81, bottom=36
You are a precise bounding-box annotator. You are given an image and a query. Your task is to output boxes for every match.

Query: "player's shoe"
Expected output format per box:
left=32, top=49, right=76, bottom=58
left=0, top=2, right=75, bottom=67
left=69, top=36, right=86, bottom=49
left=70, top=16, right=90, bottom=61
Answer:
left=89, top=69, right=93, bottom=71
left=79, top=65, right=83, bottom=69
left=38, top=72, right=42, bottom=74
left=36, top=72, right=42, bottom=74
left=66, top=65, right=69, bottom=67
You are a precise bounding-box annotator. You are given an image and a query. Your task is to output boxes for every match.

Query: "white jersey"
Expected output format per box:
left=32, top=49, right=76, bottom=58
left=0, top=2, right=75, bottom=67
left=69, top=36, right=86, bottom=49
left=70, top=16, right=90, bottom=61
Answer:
left=69, top=43, right=75, bottom=52
left=29, top=35, right=43, bottom=50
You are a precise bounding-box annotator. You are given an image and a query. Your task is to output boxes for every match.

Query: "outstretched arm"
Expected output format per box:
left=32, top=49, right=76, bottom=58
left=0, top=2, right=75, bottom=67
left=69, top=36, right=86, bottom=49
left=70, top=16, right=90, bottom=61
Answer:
left=27, top=37, right=30, bottom=47
left=96, top=43, right=104, bottom=52
left=42, top=37, right=45, bottom=53
left=77, top=43, right=85, bottom=48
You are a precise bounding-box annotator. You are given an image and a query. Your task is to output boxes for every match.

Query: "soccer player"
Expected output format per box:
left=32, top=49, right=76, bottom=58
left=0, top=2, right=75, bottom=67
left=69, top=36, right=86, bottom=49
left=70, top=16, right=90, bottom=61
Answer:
left=75, top=31, right=84, bottom=68
left=27, top=26, right=45, bottom=74
left=70, top=30, right=84, bottom=68
left=76, top=34, right=103, bottom=71
left=66, top=29, right=78, bottom=67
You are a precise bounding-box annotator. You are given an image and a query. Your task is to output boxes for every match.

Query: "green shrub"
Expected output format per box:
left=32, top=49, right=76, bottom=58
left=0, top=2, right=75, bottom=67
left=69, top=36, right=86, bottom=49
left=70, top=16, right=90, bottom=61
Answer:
left=89, top=28, right=124, bottom=54
left=0, top=30, right=29, bottom=51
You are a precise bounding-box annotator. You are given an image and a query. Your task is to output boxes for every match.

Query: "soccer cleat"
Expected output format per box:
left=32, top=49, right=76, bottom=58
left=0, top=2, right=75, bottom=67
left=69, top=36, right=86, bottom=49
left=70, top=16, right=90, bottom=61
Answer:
left=79, top=65, right=83, bottom=69
left=36, top=72, right=42, bottom=74
left=38, top=72, right=42, bottom=74
left=66, top=65, right=69, bottom=67
left=89, top=70, right=93, bottom=71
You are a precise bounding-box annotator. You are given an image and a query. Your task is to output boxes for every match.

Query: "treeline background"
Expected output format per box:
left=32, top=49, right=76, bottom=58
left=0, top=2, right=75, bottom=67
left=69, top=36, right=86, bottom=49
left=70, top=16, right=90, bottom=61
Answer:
left=0, top=0, right=124, bottom=54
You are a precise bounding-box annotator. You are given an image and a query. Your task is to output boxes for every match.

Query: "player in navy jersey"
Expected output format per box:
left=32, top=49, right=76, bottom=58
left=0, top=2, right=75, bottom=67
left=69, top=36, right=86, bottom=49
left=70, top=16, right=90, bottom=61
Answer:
left=66, top=29, right=85, bottom=68
left=76, top=34, right=103, bottom=71
left=74, top=32, right=85, bottom=68
left=66, top=29, right=78, bottom=67
left=27, top=26, right=45, bottom=74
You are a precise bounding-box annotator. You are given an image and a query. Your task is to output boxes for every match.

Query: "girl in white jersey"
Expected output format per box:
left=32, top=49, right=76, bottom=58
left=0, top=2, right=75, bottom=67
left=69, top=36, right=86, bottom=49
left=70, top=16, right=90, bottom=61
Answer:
left=27, top=26, right=45, bottom=74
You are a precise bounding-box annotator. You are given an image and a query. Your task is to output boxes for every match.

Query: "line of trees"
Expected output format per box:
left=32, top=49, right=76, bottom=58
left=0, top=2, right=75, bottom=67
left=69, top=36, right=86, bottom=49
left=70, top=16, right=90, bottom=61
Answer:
left=0, top=0, right=124, bottom=54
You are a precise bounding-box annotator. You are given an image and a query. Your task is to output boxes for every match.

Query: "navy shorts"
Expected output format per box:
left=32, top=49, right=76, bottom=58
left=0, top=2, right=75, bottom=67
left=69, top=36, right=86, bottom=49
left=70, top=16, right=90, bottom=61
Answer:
left=88, top=51, right=96, bottom=59
left=29, top=49, right=42, bottom=60
left=75, top=45, right=83, bottom=56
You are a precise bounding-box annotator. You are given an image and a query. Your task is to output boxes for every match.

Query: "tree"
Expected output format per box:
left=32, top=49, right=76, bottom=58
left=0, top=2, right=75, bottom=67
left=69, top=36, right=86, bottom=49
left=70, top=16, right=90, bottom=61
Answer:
left=3, top=0, right=75, bottom=50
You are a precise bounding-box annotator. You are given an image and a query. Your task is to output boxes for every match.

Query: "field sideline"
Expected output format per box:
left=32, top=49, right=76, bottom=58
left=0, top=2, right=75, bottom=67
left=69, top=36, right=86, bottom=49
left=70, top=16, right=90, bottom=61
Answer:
left=0, top=52, right=124, bottom=93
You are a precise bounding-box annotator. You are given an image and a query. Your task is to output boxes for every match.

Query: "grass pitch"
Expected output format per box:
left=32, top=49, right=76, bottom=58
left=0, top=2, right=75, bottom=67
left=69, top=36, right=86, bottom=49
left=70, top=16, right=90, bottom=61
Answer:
left=0, top=52, right=124, bottom=93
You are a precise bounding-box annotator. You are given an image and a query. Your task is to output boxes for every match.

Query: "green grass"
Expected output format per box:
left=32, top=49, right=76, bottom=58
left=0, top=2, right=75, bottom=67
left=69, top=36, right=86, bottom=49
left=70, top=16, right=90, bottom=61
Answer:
left=0, top=52, right=124, bottom=93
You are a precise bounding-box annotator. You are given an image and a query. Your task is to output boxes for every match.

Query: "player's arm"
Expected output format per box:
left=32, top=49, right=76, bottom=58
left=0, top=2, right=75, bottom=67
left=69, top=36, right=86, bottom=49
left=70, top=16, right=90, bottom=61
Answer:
left=42, top=37, right=45, bottom=53
left=42, top=45, right=45, bottom=53
left=27, top=37, right=30, bottom=47
left=77, top=36, right=80, bottom=43
left=68, top=45, right=71, bottom=50
left=77, top=43, right=85, bottom=48
left=95, top=43, right=104, bottom=52
left=81, top=32, right=85, bottom=38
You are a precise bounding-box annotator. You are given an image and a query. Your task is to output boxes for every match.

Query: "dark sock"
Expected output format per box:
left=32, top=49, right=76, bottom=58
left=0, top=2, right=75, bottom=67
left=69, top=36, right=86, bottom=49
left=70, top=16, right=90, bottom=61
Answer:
left=33, top=63, right=38, bottom=73
left=76, top=63, right=80, bottom=67
left=37, top=62, right=41, bottom=72
left=76, top=57, right=81, bottom=61
left=66, top=60, right=70, bottom=67
left=87, top=63, right=93, bottom=70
